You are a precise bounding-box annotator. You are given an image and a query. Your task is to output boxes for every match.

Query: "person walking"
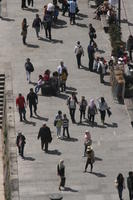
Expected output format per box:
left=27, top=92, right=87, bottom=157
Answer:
left=79, top=96, right=87, bottom=123
left=67, top=92, right=78, bottom=123
left=68, top=0, right=77, bottom=25
left=87, top=43, right=95, bottom=71
left=62, top=114, right=70, bottom=138
left=25, top=58, right=34, bottom=83
left=115, top=173, right=125, bottom=200
left=32, top=14, right=42, bottom=38
left=97, top=97, right=108, bottom=125
left=97, top=57, right=106, bottom=83
left=21, top=18, right=29, bottom=45
left=127, top=35, right=133, bottom=61
left=83, top=130, right=92, bottom=157
left=87, top=99, right=97, bottom=125
left=54, top=111, right=62, bottom=138
left=84, top=145, right=95, bottom=173
left=57, top=160, right=66, bottom=191
left=127, top=171, right=133, bottom=200
left=16, top=93, right=26, bottom=122
left=89, top=23, right=96, bottom=45
left=27, top=88, right=38, bottom=117
left=16, top=132, right=26, bottom=158
left=43, top=11, right=52, bottom=40
left=38, top=123, right=52, bottom=152
left=74, top=41, right=84, bottom=69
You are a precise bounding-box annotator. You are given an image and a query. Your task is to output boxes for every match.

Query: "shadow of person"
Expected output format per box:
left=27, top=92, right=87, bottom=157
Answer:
left=24, top=8, right=39, bottom=13
left=104, top=122, right=118, bottom=128
left=26, top=43, right=39, bottom=48
left=55, top=18, right=67, bottom=26
left=23, top=156, right=35, bottom=161
left=38, top=37, right=51, bottom=42
left=66, top=86, right=77, bottom=91
left=76, top=23, right=88, bottom=28
left=77, top=13, right=88, bottom=18
left=62, top=137, right=78, bottom=142
left=80, top=65, right=89, bottom=71
left=47, top=149, right=61, bottom=155
left=55, top=93, right=69, bottom=100
left=64, top=187, right=78, bottom=192
left=29, top=81, right=37, bottom=86
left=95, top=156, right=103, bottom=161
left=23, top=120, right=36, bottom=126
left=51, top=39, right=63, bottom=44
left=32, top=114, right=49, bottom=121
left=1, top=17, right=15, bottom=22
left=65, top=90, right=78, bottom=95
left=91, top=172, right=106, bottom=177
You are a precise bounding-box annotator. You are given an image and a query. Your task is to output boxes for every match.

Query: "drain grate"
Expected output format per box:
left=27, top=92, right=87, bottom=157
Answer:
left=0, top=74, right=5, bottom=129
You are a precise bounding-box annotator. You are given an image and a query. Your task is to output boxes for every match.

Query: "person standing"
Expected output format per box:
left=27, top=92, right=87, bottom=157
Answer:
left=16, top=93, right=26, bottom=122
left=84, top=145, right=95, bottom=173
left=57, top=160, right=66, bottom=191
left=21, top=18, right=29, bottom=45
left=74, top=41, right=84, bottom=69
left=57, top=61, right=68, bottom=76
left=83, top=130, right=92, bottom=157
left=127, top=35, right=133, bottom=61
left=62, top=114, right=70, bottom=138
left=21, top=0, right=27, bottom=9
left=97, top=57, right=106, bottom=83
left=32, top=14, right=42, bottom=38
left=79, top=96, right=87, bottom=123
left=25, top=58, right=34, bottom=83
left=43, top=11, right=52, bottom=40
left=27, top=88, right=38, bottom=117
left=97, top=97, right=108, bottom=125
left=87, top=99, right=97, bottom=125
left=38, top=124, right=52, bottom=152
left=115, top=173, right=125, bottom=200
left=89, top=23, right=96, bottom=45
left=68, top=0, right=77, bottom=25
left=16, top=132, right=26, bottom=158
left=127, top=171, right=133, bottom=200
left=54, top=111, right=62, bottom=138
left=87, top=43, right=95, bottom=71
left=67, top=92, right=78, bottom=123
left=27, top=0, right=34, bottom=7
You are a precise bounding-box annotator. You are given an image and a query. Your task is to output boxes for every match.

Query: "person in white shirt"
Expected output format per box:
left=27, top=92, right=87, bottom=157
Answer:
left=57, top=61, right=67, bottom=75
left=74, top=41, right=84, bottom=69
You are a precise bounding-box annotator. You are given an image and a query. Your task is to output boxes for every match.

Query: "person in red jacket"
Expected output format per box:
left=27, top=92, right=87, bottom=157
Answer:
left=16, top=93, right=26, bottom=121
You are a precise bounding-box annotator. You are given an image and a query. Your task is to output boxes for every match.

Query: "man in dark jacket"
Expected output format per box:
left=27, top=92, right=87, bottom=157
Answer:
left=16, top=132, right=26, bottom=158
left=127, top=171, right=133, bottom=200
left=43, top=12, right=52, bottom=40
left=38, top=124, right=52, bottom=152
left=25, top=58, right=34, bottom=83
left=87, top=43, right=95, bottom=71
left=27, top=88, right=38, bottom=117
left=32, top=14, right=42, bottom=38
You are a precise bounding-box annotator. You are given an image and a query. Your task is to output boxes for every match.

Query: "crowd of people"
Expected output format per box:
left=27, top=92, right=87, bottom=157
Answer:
left=13, top=0, right=133, bottom=197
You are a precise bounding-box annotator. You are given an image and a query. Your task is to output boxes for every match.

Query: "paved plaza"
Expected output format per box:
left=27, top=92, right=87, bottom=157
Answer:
left=0, top=0, right=133, bottom=200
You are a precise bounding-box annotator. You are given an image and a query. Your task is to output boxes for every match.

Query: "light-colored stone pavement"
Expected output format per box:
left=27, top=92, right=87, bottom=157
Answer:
left=0, top=0, right=133, bottom=200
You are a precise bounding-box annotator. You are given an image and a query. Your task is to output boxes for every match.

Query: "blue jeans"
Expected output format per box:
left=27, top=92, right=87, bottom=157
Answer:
left=35, top=85, right=41, bottom=93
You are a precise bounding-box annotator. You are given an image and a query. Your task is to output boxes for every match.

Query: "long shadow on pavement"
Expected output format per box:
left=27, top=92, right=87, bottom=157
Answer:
left=95, top=156, right=103, bottom=161
left=24, top=156, right=35, bottom=161
left=47, top=149, right=61, bottom=155
left=61, top=137, right=78, bottom=142
left=32, top=115, right=49, bottom=121
left=23, top=8, right=39, bottom=13
left=77, top=13, right=88, bottom=18
left=91, top=172, right=106, bottom=177
left=23, top=120, right=36, bottom=126
left=26, top=43, right=39, bottom=48
left=1, top=17, right=15, bottom=22
left=64, top=187, right=79, bottom=192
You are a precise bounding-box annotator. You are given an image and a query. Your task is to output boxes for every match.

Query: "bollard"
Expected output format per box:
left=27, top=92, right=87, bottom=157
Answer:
left=49, top=193, right=63, bottom=200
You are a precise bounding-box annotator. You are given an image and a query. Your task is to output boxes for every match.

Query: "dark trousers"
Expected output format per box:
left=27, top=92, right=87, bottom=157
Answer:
left=69, top=108, right=76, bottom=122
left=21, top=0, right=26, bottom=8
left=129, top=49, right=133, bottom=61
left=61, top=82, right=66, bottom=92
left=18, top=145, right=25, bottom=158
left=29, top=103, right=37, bottom=117
left=22, top=36, right=26, bottom=44
left=45, top=26, right=51, bottom=40
left=117, top=186, right=123, bottom=200
left=76, top=54, right=82, bottom=68
left=62, top=3, right=68, bottom=15
left=85, top=158, right=93, bottom=172
left=70, top=13, right=75, bottom=24
left=100, top=73, right=104, bottom=83
left=88, top=114, right=95, bottom=123
left=129, top=190, right=133, bottom=200
left=41, top=140, right=48, bottom=151
left=88, top=57, right=94, bottom=71
left=80, top=110, right=85, bottom=122
left=28, top=0, right=34, bottom=6
left=63, top=127, right=70, bottom=138
left=99, top=110, right=106, bottom=123
left=19, top=108, right=26, bottom=121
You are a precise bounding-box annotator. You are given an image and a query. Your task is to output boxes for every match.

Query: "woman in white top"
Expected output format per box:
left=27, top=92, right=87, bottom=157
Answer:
left=97, top=97, right=108, bottom=124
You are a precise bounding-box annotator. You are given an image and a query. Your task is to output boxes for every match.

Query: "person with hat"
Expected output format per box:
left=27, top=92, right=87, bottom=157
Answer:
left=25, top=58, right=34, bottom=83
left=16, top=132, right=26, bottom=158
left=74, top=41, right=84, bottom=69
left=37, top=123, right=52, bottom=152
left=83, top=130, right=92, bottom=157
left=57, top=159, right=66, bottom=190
left=84, top=145, right=95, bottom=173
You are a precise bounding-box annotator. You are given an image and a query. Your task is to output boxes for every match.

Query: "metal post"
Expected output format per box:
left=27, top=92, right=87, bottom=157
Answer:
left=118, top=0, right=121, bottom=26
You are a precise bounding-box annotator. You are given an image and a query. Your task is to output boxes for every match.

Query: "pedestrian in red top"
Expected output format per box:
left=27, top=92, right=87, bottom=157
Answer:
left=16, top=93, right=26, bottom=121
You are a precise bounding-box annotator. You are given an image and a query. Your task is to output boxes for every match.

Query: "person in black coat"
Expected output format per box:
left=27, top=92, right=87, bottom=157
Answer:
left=16, top=132, right=26, bottom=158
left=87, top=43, right=95, bottom=71
left=37, top=124, right=52, bottom=152
left=57, top=160, right=65, bottom=190
left=27, top=88, right=38, bottom=117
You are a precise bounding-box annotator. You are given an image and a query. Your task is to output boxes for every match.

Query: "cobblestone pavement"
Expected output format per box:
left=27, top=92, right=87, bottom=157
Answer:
left=0, top=0, right=133, bottom=200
